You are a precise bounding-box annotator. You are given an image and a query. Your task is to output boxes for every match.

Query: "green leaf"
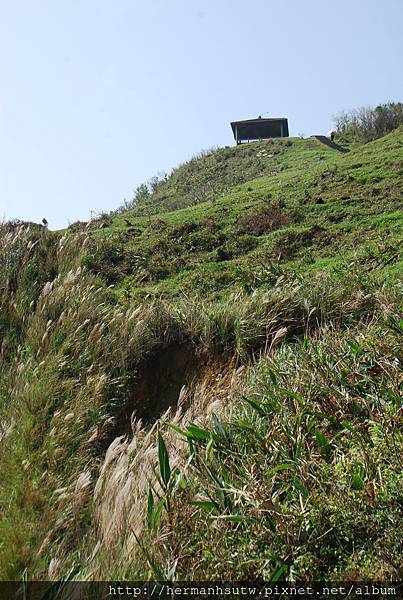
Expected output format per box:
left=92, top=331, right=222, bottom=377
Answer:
left=341, top=419, right=355, bottom=434
left=157, top=431, right=171, bottom=487
left=310, top=411, right=327, bottom=420
left=279, top=387, right=303, bottom=404
left=315, top=429, right=332, bottom=460
left=164, top=421, right=187, bottom=437
left=386, top=315, right=403, bottom=335
left=131, top=529, right=165, bottom=579
left=177, top=476, right=187, bottom=490
left=351, top=473, right=365, bottom=490
left=151, top=497, right=166, bottom=529
left=203, top=461, right=225, bottom=489
left=205, top=437, right=214, bottom=463
left=213, top=514, right=262, bottom=525
left=347, top=340, right=362, bottom=355
left=191, top=500, right=217, bottom=511
left=268, top=563, right=288, bottom=582
left=146, top=487, right=154, bottom=531
left=268, top=369, right=277, bottom=386
left=267, top=462, right=295, bottom=476
left=242, top=396, right=267, bottom=416
left=306, top=416, right=316, bottom=433
left=187, top=423, right=219, bottom=443
left=165, top=420, right=220, bottom=444
left=293, top=477, right=308, bottom=498
left=234, top=418, right=255, bottom=431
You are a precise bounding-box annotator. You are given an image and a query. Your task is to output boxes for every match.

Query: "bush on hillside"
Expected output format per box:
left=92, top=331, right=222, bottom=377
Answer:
left=333, top=102, right=403, bottom=143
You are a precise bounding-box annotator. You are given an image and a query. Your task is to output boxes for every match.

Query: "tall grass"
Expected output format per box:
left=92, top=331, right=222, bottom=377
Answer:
left=134, top=304, right=402, bottom=580
left=0, top=219, right=401, bottom=580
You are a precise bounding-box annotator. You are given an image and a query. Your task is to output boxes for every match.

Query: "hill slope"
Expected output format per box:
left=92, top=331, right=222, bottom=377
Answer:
left=86, top=132, right=402, bottom=301
left=0, top=130, right=402, bottom=582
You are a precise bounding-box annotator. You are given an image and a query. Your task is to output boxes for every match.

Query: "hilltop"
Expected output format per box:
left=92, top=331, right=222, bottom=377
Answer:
left=0, top=129, right=402, bottom=583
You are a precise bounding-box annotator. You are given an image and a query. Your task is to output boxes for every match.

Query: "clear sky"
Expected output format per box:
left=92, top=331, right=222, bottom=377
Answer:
left=0, top=0, right=402, bottom=229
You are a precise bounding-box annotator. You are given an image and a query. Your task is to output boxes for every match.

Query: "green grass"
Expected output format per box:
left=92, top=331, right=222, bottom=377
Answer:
left=83, top=130, right=402, bottom=302
left=0, top=127, right=401, bottom=581
left=145, top=311, right=402, bottom=580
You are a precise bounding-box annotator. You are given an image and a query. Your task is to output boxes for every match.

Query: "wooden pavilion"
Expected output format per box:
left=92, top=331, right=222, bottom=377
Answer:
left=230, top=116, right=289, bottom=144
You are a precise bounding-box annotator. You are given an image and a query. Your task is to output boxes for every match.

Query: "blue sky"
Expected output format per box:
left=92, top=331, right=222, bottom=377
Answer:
left=0, top=0, right=402, bottom=229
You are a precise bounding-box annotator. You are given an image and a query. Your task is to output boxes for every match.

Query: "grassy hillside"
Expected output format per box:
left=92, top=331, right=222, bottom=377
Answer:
left=0, top=130, right=401, bottom=582
left=85, top=132, right=402, bottom=302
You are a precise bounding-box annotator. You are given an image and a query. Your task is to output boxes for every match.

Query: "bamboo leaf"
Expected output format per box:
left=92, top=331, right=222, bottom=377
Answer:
left=293, top=477, right=308, bottom=498
left=268, top=369, right=277, bottom=386
left=152, top=497, right=166, bottom=529
left=191, top=500, right=217, bottom=511
left=157, top=431, right=171, bottom=487
left=268, top=563, right=288, bottom=582
left=234, top=418, right=255, bottom=431
left=242, top=396, right=267, bottom=416
left=267, top=462, right=295, bottom=476
left=212, top=514, right=262, bottom=525
left=146, top=486, right=154, bottom=531
left=186, top=423, right=211, bottom=440
left=164, top=421, right=188, bottom=437
left=315, top=429, right=332, bottom=460
left=205, top=437, right=214, bottom=463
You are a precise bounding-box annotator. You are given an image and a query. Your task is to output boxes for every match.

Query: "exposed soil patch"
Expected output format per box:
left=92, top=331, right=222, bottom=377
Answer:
left=114, top=344, right=233, bottom=434
left=131, top=344, right=199, bottom=423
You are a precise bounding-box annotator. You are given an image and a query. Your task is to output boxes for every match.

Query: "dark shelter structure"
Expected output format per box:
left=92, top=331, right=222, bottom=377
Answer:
left=230, top=116, right=289, bottom=144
